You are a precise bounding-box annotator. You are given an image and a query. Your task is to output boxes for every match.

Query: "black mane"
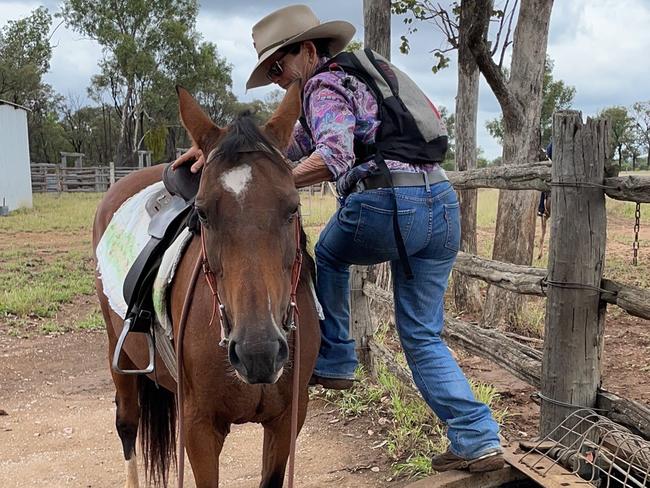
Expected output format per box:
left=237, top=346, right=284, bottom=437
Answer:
left=217, top=111, right=280, bottom=165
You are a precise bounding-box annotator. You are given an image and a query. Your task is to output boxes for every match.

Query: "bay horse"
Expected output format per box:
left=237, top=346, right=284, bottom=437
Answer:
left=92, top=82, right=320, bottom=487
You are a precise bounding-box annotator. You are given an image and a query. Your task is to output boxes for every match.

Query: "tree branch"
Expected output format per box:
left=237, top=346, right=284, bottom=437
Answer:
left=465, top=0, right=523, bottom=128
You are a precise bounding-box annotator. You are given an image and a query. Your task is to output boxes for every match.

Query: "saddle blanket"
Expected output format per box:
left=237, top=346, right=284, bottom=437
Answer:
left=95, top=181, right=191, bottom=337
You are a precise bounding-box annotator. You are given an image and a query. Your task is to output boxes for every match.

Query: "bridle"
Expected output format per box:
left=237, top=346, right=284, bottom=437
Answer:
left=199, top=214, right=303, bottom=348
left=175, top=204, right=304, bottom=488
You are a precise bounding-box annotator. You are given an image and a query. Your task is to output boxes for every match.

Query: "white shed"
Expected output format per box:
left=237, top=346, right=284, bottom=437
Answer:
left=0, top=99, right=33, bottom=212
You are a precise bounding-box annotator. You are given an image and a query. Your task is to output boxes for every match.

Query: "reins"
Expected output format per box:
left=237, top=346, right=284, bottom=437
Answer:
left=175, top=215, right=304, bottom=488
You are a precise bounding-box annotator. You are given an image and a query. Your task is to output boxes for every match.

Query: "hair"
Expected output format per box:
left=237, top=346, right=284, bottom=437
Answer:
left=216, top=112, right=277, bottom=165
left=281, top=38, right=332, bottom=58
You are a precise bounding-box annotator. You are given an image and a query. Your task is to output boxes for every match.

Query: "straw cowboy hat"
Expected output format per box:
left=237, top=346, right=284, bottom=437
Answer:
left=246, top=4, right=356, bottom=89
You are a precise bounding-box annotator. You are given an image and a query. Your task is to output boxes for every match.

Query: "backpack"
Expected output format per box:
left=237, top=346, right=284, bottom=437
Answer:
left=301, top=48, right=450, bottom=279
left=303, top=48, right=449, bottom=166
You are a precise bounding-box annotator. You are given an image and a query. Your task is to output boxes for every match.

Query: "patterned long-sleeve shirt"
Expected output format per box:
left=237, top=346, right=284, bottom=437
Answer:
left=287, top=57, right=438, bottom=193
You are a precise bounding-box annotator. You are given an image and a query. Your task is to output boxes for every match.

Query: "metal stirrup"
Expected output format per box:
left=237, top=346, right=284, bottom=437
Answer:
left=112, top=318, right=155, bottom=375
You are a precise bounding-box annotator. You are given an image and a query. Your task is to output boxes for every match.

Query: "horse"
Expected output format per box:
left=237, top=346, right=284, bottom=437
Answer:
left=537, top=191, right=551, bottom=260
left=92, top=82, right=320, bottom=487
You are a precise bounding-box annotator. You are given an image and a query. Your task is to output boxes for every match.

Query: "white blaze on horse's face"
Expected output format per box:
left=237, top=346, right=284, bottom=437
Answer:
left=220, top=165, right=252, bottom=203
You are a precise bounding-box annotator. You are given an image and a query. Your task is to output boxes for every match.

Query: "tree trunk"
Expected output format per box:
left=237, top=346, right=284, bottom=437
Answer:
left=452, top=1, right=483, bottom=314
left=363, top=0, right=392, bottom=295
left=479, top=0, right=553, bottom=329
left=115, top=82, right=134, bottom=166
left=363, top=0, right=391, bottom=59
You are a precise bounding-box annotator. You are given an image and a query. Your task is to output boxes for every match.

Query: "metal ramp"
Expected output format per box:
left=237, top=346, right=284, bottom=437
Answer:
left=406, top=409, right=650, bottom=487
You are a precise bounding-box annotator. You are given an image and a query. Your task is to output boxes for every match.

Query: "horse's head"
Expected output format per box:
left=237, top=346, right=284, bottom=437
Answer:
left=177, top=83, right=303, bottom=384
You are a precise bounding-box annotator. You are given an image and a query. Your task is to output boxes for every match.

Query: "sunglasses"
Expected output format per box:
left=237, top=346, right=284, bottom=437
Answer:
left=266, top=44, right=302, bottom=81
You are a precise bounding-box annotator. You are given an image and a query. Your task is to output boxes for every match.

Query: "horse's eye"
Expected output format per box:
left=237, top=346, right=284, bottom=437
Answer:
left=287, top=207, right=299, bottom=223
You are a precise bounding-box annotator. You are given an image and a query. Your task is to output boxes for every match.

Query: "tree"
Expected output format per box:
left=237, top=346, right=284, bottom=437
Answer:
left=486, top=57, right=575, bottom=149
left=631, top=101, right=650, bottom=170
left=598, top=106, right=633, bottom=168
left=61, top=0, right=233, bottom=165
left=465, top=0, right=554, bottom=329
left=392, top=0, right=514, bottom=314
left=364, top=0, right=391, bottom=59
left=0, top=7, right=65, bottom=164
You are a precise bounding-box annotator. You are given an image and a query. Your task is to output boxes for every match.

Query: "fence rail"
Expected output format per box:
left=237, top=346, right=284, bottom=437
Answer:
left=30, top=163, right=142, bottom=192
left=447, top=161, right=650, bottom=202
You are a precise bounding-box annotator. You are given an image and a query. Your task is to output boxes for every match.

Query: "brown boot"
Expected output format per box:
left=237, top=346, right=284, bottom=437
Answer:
left=309, top=374, right=354, bottom=390
left=431, top=450, right=505, bottom=473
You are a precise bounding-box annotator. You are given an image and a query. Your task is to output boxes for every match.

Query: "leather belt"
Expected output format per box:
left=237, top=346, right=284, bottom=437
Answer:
left=355, top=170, right=449, bottom=192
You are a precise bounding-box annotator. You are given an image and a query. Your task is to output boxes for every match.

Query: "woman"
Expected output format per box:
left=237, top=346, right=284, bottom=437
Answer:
left=174, top=4, right=504, bottom=473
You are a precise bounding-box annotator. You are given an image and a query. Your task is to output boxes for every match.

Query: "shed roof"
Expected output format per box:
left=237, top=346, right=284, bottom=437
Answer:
left=0, top=99, right=30, bottom=112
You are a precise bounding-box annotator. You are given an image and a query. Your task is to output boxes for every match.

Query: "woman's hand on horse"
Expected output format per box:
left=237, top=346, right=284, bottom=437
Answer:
left=172, top=145, right=205, bottom=173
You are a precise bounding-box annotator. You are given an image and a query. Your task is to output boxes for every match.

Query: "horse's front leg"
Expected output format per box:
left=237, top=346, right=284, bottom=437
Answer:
left=260, top=396, right=309, bottom=488
left=184, top=412, right=229, bottom=488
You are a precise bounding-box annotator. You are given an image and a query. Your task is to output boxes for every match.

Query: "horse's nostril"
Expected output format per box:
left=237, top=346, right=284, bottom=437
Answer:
left=277, top=338, right=289, bottom=364
left=228, top=340, right=241, bottom=368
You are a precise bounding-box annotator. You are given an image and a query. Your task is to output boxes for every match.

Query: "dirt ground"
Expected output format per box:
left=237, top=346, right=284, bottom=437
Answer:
left=1, top=212, right=648, bottom=487
left=0, top=321, right=402, bottom=488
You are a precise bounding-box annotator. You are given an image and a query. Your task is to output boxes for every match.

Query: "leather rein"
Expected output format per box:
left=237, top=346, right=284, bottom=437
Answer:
left=175, top=214, right=304, bottom=488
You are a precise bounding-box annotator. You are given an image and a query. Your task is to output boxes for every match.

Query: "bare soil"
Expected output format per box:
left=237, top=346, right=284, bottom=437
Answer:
left=1, top=213, right=648, bottom=487
left=0, top=326, right=401, bottom=487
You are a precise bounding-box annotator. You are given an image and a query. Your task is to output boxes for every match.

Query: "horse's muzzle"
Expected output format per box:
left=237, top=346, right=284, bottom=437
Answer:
left=228, top=335, right=289, bottom=384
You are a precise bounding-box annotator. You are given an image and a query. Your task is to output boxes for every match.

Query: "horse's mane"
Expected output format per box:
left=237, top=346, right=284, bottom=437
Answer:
left=216, top=111, right=287, bottom=169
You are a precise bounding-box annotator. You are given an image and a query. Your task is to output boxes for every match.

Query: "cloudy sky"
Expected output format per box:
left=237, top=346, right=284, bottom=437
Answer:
left=1, top=0, right=649, bottom=159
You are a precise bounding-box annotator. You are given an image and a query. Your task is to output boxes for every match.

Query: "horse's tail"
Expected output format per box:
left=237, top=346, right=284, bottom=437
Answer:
left=138, top=375, right=176, bottom=487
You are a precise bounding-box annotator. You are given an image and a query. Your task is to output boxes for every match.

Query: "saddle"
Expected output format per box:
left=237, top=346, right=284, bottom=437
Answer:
left=112, top=163, right=201, bottom=375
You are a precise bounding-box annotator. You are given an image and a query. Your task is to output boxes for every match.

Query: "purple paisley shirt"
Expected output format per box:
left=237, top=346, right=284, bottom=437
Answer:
left=287, top=57, right=438, bottom=189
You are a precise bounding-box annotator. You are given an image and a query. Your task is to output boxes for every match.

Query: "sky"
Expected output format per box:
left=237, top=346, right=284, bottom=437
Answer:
left=1, top=0, right=649, bottom=160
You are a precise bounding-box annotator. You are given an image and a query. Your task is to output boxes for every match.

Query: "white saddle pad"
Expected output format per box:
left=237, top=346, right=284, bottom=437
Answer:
left=95, top=181, right=192, bottom=331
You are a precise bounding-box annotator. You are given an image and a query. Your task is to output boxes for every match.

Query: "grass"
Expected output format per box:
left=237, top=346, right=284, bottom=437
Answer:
left=76, top=309, right=105, bottom=331
left=319, top=363, right=508, bottom=480
left=0, top=249, right=94, bottom=318
left=0, top=193, right=102, bottom=234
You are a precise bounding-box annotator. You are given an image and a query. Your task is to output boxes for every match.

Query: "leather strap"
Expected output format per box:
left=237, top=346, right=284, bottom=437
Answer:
left=356, top=169, right=448, bottom=192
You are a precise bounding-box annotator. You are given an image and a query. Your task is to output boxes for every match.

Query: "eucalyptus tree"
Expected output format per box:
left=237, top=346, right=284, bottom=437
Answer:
left=61, top=0, right=233, bottom=165
left=0, top=6, right=65, bottom=163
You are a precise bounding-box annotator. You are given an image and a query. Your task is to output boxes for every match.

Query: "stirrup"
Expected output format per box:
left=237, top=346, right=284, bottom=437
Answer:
left=112, top=317, right=155, bottom=375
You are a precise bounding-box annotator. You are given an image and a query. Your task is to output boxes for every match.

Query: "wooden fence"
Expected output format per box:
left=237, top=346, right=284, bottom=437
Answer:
left=31, top=162, right=141, bottom=192
left=349, top=111, right=650, bottom=440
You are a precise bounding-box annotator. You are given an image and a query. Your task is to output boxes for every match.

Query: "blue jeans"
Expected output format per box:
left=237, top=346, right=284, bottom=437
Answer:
left=314, top=181, right=501, bottom=459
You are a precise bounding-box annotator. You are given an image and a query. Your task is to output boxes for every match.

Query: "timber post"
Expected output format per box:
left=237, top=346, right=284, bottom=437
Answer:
left=540, top=111, right=609, bottom=438
left=350, top=266, right=374, bottom=371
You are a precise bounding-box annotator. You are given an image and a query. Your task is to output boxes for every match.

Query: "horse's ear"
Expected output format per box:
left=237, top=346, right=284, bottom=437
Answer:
left=263, top=80, right=302, bottom=152
left=176, top=85, right=222, bottom=148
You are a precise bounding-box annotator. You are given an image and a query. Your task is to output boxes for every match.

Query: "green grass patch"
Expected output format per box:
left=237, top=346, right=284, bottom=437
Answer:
left=0, top=193, right=101, bottom=235
left=0, top=193, right=102, bottom=234
left=319, top=362, right=508, bottom=481
left=0, top=249, right=95, bottom=318
left=75, top=309, right=105, bottom=331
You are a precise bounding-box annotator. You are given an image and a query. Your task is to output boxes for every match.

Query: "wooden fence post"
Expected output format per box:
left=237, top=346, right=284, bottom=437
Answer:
left=109, top=161, right=115, bottom=186
left=540, top=111, right=608, bottom=439
left=350, top=266, right=374, bottom=372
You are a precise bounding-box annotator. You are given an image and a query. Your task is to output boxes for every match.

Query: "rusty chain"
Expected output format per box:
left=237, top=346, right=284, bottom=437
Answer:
left=632, top=202, right=641, bottom=266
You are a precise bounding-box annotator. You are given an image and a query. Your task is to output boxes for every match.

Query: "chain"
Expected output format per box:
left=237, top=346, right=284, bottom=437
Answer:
left=632, top=202, right=641, bottom=266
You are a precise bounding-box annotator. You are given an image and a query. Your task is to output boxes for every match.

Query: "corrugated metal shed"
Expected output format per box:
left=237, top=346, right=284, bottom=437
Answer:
left=0, top=99, right=33, bottom=212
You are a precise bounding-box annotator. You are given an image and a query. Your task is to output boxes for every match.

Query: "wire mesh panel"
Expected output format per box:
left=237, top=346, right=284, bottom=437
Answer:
left=517, top=409, right=650, bottom=487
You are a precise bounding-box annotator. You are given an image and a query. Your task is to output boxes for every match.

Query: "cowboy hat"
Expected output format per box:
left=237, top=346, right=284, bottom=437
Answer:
left=246, top=4, right=356, bottom=89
